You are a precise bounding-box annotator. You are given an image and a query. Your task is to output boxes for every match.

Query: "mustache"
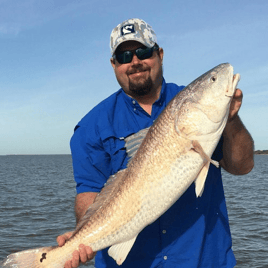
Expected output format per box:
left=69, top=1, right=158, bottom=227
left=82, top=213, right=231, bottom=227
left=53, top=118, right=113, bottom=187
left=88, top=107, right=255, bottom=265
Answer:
left=127, top=65, right=150, bottom=75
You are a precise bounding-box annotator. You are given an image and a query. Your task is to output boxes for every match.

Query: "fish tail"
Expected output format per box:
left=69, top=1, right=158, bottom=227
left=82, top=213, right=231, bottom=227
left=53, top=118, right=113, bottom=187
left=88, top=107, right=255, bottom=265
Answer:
left=0, top=246, right=54, bottom=268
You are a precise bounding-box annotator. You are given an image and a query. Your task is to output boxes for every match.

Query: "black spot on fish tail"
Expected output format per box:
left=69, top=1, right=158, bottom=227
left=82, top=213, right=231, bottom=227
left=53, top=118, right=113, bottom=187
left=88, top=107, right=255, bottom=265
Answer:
left=40, top=253, right=47, bottom=262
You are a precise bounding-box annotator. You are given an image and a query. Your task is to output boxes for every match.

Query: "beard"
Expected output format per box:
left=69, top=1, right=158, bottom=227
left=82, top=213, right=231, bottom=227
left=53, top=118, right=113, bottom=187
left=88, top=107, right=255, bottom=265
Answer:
left=129, top=76, right=153, bottom=97
left=127, top=65, right=153, bottom=97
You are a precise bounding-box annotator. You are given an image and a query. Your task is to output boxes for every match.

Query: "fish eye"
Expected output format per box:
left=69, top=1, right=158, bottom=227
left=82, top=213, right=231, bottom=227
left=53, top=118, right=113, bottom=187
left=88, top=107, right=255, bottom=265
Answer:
left=210, top=76, right=217, bottom=82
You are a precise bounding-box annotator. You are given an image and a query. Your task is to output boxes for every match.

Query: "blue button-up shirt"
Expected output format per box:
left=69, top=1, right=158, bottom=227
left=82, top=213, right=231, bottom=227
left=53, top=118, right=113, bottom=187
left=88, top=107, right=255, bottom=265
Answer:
left=70, top=79, right=236, bottom=268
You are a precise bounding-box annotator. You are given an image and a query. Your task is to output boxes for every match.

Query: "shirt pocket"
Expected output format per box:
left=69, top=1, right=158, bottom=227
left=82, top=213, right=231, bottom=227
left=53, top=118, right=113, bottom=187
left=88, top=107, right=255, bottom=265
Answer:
left=99, top=128, right=135, bottom=175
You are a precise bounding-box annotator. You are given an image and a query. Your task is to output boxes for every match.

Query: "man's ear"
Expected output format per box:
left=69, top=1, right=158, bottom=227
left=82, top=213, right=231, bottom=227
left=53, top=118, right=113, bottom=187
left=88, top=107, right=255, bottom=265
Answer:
left=159, top=48, right=164, bottom=65
left=110, top=58, right=116, bottom=69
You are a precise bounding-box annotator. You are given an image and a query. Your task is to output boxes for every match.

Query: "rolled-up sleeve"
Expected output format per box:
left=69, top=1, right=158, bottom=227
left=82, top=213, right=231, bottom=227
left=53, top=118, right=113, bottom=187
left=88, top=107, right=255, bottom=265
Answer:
left=70, top=124, right=111, bottom=194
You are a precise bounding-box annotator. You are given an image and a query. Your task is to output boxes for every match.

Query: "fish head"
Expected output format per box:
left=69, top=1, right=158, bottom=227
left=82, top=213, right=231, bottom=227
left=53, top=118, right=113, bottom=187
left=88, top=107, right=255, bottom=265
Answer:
left=190, top=63, right=240, bottom=124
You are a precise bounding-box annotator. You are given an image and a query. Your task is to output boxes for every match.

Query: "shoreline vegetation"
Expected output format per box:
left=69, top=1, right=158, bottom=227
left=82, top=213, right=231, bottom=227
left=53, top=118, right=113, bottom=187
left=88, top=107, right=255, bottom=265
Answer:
left=254, top=150, right=268, bottom=155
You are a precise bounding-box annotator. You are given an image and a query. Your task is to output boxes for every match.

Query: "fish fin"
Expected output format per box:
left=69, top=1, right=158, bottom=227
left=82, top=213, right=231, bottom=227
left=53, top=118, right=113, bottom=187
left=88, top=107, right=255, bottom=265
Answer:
left=108, top=236, right=137, bottom=265
left=195, top=161, right=210, bottom=197
left=0, top=246, right=54, bottom=268
left=124, top=127, right=150, bottom=159
left=210, top=159, right=219, bottom=168
left=73, top=128, right=150, bottom=237
left=73, top=169, right=127, bottom=235
left=191, top=140, right=219, bottom=168
left=191, top=140, right=219, bottom=197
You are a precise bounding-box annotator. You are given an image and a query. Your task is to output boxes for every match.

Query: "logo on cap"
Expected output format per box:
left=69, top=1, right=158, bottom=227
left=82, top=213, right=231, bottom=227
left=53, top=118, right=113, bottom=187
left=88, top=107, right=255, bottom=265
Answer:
left=121, top=24, right=135, bottom=36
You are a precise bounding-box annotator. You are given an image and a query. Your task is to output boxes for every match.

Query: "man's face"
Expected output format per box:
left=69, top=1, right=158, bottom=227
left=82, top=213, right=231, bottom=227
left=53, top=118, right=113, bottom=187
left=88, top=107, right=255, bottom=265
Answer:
left=111, top=41, right=164, bottom=99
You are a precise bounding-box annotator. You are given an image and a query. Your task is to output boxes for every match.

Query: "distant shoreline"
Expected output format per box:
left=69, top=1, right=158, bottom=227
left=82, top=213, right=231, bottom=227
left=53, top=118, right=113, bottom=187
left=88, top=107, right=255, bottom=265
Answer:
left=1, top=154, right=71, bottom=156
left=255, top=150, right=268, bottom=155
left=1, top=152, right=268, bottom=156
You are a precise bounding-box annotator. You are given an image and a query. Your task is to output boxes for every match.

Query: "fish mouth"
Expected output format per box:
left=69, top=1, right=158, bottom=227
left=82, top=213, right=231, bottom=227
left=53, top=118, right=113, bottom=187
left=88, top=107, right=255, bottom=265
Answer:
left=233, top=73, right=240, bottom=90
left=225, top=73, right=240, bottom=97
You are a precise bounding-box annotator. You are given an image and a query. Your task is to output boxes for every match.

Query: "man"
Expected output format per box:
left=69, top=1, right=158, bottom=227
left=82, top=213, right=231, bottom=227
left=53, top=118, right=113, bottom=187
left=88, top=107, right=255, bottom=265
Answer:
left=57, top=18, right=254, bottom=268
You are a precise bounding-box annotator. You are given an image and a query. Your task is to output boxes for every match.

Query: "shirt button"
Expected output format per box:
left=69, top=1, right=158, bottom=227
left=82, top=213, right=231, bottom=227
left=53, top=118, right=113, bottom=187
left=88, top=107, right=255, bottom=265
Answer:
left=164, top=256, right=167, bottom=260
left=162, top=230, right=166, bottom=234
left=132, top=100, right=136, bottom=104
left=134, top=108, right=136, bottom=111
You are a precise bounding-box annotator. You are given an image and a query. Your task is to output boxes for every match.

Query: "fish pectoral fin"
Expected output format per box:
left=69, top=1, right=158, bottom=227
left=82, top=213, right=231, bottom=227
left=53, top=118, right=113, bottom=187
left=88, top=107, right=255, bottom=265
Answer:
left=191, top=139, right=219, bottom=197
left=191, top=140, right=219, bottom=168
left=108, top=236, right=137, bottom=265
left=195, top=161, right=210, bottom=197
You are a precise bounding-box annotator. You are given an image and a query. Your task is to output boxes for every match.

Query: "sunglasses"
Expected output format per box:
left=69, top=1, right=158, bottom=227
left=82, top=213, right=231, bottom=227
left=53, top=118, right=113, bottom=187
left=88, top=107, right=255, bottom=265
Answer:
left=114, top=44, right=159, bottom=64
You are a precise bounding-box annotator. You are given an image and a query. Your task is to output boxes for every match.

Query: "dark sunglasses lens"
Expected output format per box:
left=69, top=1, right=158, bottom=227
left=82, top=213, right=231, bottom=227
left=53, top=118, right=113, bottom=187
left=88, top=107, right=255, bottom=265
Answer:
left=116, top=51, right=133, bottom=64
left=115, top=46, right=157, bottom=64
left=136, top=47, right=153, bottom=60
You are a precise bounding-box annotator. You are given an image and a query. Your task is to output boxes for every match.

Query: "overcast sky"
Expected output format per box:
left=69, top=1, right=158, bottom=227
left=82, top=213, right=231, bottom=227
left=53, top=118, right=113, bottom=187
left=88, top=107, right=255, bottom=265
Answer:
left=1, top=0, right=267, bottom=155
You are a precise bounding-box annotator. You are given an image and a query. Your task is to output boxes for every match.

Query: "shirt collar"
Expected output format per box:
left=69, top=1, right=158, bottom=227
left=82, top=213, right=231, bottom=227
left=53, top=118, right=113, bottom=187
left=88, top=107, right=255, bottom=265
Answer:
left=121, top=77, right=167, bottom=108
left=154, top=78, right=167, bottom=105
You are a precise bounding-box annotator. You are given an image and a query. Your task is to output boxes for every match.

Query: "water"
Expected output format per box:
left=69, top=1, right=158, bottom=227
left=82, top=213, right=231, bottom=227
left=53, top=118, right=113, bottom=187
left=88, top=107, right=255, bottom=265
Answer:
left=222, top=155, right=268, bottom=268
left=0, top=155, right=94, bottom=268
left=0, top=154, right=267, bottom=267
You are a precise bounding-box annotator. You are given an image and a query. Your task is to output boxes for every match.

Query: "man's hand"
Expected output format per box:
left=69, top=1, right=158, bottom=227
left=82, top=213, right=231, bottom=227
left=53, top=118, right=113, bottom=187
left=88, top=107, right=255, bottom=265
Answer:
left=220, top=88, right=254, bottom=175
left=228, top=88, right=243, bottom=121
left=56, top=231, right=73, bottom=247
left=57, top=231, right=96, bottom=268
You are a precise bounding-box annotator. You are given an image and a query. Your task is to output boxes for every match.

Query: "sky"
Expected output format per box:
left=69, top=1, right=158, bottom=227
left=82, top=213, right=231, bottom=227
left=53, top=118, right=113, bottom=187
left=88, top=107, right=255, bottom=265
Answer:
left=0, top=0, right=267, bottom=155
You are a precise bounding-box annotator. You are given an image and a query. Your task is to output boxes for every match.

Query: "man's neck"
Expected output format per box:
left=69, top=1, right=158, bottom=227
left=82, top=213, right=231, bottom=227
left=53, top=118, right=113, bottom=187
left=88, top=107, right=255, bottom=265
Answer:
left=131, top=84, right=162, bottom=115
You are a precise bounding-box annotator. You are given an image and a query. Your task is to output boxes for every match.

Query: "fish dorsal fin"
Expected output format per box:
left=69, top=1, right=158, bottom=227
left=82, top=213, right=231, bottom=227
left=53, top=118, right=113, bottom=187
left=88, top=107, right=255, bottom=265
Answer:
left=108, top=236, right=137, bottom=265
left=124, top=127, right=150, bottom=159
left=72, top=169, right=127, bottom=236
left=71, top=128, right=149, bottom=237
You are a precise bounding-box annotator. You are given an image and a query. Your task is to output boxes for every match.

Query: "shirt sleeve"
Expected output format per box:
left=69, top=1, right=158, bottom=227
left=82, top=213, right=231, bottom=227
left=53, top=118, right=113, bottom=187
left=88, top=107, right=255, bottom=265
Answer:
left=70, top=124, right=112, bottom=194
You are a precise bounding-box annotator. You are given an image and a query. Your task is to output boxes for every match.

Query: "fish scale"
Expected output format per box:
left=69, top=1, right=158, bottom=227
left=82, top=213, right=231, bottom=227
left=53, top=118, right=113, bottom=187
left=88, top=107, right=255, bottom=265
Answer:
left=0, top=63, right=240, bottom=267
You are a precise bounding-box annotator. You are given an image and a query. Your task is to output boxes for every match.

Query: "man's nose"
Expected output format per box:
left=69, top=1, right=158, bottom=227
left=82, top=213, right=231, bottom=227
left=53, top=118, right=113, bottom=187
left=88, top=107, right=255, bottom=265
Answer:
left=131, top=54, right=142, bottom=65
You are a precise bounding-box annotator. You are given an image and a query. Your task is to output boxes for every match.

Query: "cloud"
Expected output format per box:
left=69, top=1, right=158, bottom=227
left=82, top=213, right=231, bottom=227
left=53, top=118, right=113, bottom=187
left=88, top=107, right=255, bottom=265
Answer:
left=0, top=24, right=20, bottom=36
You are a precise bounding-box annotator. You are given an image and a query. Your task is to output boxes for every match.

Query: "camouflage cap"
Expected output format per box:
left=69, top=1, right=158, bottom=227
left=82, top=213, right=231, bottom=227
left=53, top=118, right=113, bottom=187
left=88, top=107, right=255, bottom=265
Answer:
left=110, top=18, right=157, bottom=55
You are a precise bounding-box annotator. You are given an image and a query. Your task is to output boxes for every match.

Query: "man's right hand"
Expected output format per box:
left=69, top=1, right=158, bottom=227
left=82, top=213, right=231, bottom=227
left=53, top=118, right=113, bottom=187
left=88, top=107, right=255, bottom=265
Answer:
left=57, top=232, right=96, bottom=268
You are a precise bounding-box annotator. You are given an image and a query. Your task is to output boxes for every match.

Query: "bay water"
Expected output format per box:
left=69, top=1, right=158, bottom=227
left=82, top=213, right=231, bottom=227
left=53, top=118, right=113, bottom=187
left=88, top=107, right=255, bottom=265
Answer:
left=0, top=154, right=267, bottom=267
